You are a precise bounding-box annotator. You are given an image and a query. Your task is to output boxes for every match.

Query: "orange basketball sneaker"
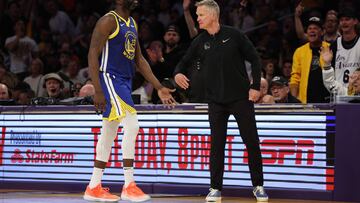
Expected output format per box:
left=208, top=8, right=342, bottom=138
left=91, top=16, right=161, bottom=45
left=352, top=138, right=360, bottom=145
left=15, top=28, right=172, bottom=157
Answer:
left=83, top=184, right=120, bottom=202
left=121, top=182, right=151, bottom=202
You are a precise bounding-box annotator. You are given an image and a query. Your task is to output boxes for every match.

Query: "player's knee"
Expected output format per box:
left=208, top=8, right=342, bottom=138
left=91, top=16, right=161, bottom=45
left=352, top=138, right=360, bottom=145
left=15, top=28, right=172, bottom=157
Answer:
left=124, top=123, right=139, bottom=138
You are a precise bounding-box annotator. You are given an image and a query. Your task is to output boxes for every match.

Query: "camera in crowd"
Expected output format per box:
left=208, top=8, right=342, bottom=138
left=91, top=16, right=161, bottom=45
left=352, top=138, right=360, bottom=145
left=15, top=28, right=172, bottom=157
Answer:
left=30, top=96, right=93, bottom=105
left=30, top=97, right=59, bottom=105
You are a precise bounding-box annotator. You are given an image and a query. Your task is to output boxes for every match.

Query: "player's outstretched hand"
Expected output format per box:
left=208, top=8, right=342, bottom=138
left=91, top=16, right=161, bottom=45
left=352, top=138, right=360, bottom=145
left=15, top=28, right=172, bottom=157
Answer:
left=158, top=87, right=177, bottom=107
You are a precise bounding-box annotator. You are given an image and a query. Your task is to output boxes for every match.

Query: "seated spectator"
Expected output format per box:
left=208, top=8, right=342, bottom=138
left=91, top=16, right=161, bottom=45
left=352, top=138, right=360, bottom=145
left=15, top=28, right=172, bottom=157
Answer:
left=79, top=84, right=95, bottom=97
left=43, top=73, right=66, bottom=100
left=256, top=78, right=275, bottom=104
left=262, top=58, right=276, bottom=84
left=347, top=69, right=360, bottom=96
left=0, top=83, right=11, bottom=100
left=16, top=89, right=34, bottom=105
left=270, top=76, right=301, bottom=103
left=12, top=81, right=32, bottom=103
left=0, top=82, right=16, bottom=105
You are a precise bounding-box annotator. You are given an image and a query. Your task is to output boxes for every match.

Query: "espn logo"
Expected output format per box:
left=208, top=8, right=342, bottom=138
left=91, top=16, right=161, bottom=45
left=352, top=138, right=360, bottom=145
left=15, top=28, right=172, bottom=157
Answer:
left=244, top=139, right=315, bottom=165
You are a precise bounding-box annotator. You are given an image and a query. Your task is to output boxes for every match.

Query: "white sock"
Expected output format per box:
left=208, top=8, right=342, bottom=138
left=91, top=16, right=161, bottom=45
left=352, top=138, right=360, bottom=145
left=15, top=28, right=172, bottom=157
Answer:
left=124, top=167, right=134, bottom=187
left=89, top=167, right=104, bottom=189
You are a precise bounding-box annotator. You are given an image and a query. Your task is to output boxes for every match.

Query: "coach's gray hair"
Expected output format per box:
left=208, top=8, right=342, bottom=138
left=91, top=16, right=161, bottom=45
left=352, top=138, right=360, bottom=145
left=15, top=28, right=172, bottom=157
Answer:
left=195, top=0, right=220, bottom=17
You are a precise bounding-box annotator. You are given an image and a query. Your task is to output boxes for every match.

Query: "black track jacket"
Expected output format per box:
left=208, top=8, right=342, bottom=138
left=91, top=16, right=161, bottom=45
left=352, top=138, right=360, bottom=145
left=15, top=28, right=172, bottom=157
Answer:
left=174, top=25, right=261, bottom=104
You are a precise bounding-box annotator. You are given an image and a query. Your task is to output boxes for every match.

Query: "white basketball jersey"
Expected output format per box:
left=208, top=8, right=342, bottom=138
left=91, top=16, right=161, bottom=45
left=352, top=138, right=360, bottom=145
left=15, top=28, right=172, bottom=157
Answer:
left=334, top=36, right=360, bottom=88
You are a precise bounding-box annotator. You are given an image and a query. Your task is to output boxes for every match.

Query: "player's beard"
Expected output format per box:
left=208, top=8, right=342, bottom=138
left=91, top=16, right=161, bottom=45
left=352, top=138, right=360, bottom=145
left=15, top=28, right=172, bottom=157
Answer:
left=124, top=0, right=138, bottom=10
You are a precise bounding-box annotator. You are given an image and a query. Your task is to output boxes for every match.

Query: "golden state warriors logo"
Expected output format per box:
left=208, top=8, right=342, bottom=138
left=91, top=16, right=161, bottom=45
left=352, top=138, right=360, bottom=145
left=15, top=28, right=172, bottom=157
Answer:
left=123, top=31, right=136, bottom=60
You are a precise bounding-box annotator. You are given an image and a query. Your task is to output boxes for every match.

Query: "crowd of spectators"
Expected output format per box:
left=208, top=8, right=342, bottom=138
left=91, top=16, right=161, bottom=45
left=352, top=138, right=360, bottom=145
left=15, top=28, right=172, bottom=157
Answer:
left=0, top=0, right=359, bottom=105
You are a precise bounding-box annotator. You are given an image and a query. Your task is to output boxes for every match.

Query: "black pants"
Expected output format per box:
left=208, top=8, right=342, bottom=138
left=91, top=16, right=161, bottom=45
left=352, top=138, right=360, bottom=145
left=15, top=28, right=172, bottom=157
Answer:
left=208, top=100, right=263, bottom=190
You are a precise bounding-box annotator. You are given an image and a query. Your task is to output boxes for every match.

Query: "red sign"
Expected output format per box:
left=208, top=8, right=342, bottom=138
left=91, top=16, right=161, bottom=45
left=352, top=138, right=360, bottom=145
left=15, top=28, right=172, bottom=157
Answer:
left=244, top=139, right=315, bottom=165
left=90, top=127, right=238, bottom=171
left=0, top=127, right=6, bottom=166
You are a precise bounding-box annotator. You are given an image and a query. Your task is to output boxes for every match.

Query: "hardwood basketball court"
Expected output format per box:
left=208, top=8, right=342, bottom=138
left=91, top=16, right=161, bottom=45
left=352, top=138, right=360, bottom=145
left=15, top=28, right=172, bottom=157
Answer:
left=0, top=190, right=348, bottom=203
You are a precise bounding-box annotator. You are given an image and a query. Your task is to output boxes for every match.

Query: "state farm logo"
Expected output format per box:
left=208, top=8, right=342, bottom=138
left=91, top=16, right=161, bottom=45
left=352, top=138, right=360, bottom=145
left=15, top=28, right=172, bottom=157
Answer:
left=10, top=148, right=75, bottom=164
left=244, top=139, right=315, bottom=165
left=11, top=149, right=24, bottom=163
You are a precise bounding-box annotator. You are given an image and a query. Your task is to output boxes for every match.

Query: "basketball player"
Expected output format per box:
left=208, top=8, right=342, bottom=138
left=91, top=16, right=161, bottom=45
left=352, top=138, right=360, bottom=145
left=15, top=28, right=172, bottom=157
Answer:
left=84, top=0, right=176, bottom=202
